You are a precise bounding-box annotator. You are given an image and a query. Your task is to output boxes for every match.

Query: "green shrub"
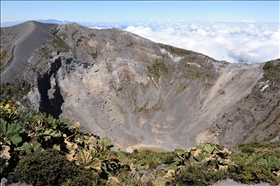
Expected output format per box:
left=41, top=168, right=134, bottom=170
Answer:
left=0, top=81, right=31, bottom=106
left=241, top=146, right=255, bottom=154
left=162, top=153, right=176, bottom=164
left=170, top=164, right=228, bottom=186
left=8, top=149, right=81, bottom=186
left=62, top=169, right=98, bottom=186
left=228, top=163, right=280, bottom=185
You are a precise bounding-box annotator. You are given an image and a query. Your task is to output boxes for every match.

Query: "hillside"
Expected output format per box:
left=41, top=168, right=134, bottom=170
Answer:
left=1, top=21, right=279, bottom=151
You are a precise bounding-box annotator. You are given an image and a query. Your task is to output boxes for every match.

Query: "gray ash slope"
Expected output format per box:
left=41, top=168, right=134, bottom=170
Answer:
left=1, top=21, right=57, bottom=82
left=1, top=21, right=279, bottom=150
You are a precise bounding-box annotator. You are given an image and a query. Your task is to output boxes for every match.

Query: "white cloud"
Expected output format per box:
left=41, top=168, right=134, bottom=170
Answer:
left=124, top=22, right=279, bottom=63
left=89, top=27, right=104, bottom=29
left=241, top=20, right=255, bottom=23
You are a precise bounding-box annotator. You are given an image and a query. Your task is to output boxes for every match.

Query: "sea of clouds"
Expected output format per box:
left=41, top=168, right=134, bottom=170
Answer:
left=2, top=20, right=278, bottom=64
left=123, top=21, right=279, bottom=64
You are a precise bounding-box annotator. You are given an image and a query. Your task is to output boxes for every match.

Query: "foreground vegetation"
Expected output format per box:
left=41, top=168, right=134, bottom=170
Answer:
left=0, top=82, right=280, bottom=185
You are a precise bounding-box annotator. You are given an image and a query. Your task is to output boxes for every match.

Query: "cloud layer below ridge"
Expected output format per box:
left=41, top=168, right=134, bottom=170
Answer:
left=124, top=22, right=279, bottom=63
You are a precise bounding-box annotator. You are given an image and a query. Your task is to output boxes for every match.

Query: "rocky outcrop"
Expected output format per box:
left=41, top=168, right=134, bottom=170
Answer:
left=37, top=52, right=64, bottom=118
left=1, top=21, right=279, bottom=150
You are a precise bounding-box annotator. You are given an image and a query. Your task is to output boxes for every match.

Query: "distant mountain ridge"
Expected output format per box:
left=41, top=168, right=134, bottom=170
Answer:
left=1, top=21, right=279, bottom=151
left=1, top=19, right=71, bottom=27
left=1, top=19, right=125, bottom=28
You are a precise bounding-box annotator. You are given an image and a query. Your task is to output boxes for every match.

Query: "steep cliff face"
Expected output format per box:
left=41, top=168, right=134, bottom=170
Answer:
left=215, top=60, right=280, bottom=147
left=1, top=21, right=279, bottom=150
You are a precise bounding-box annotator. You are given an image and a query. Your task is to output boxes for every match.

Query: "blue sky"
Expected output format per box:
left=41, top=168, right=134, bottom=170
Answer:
left=1, top=1, right=279, bottom=63
left=1, top=1, right=279, bottom=23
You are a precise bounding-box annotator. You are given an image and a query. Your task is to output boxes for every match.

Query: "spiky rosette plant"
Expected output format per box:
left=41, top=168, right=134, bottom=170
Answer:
left=175, top=143, right=232, bottom=170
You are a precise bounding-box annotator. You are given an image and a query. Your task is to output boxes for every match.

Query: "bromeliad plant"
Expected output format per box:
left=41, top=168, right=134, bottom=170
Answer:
left=63, top=126, right=121, bottom=177
left=0, top=103, right=75, bottom=176
left=174, top=143, right=232, bottom=169
left=0, top=120, right=22, bottom=147
left=0, top=102, right=122, bottom=180
left=0, top=103, right=19, bottom=123
left=0, top=103, right=22, bottom=146
left=0, top=103, right=23, bottom=175
left=1, top=101, right=280, bottom=185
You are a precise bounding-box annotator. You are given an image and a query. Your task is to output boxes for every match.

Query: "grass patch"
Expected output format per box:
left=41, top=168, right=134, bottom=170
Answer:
left=0, top=50, right=8, bottom=68
left=148, top=60, right=168, bottom=80
left=0, top=50, right=7, bottom=61
left=256, top=99, right=280, bottom=127
left=176, top=83, right=188, bottom=96
left=160, top=44, right=193, bottom=56
left=260, top=60, right=280, bottom=86
left=91, top=51, right=98, bottom=59
left=238, top=141, right=280, bottom=150
left=52, top=35, right=70, bottom=52
left=203, top=82, right=212, bottom=89
left=41, top=46, right=50, bottom=59
left=218, top=89, right=225, bottom=95
left=132, top=101, right=149, bottom=114
left=0, top=81, right=31, bottom=107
